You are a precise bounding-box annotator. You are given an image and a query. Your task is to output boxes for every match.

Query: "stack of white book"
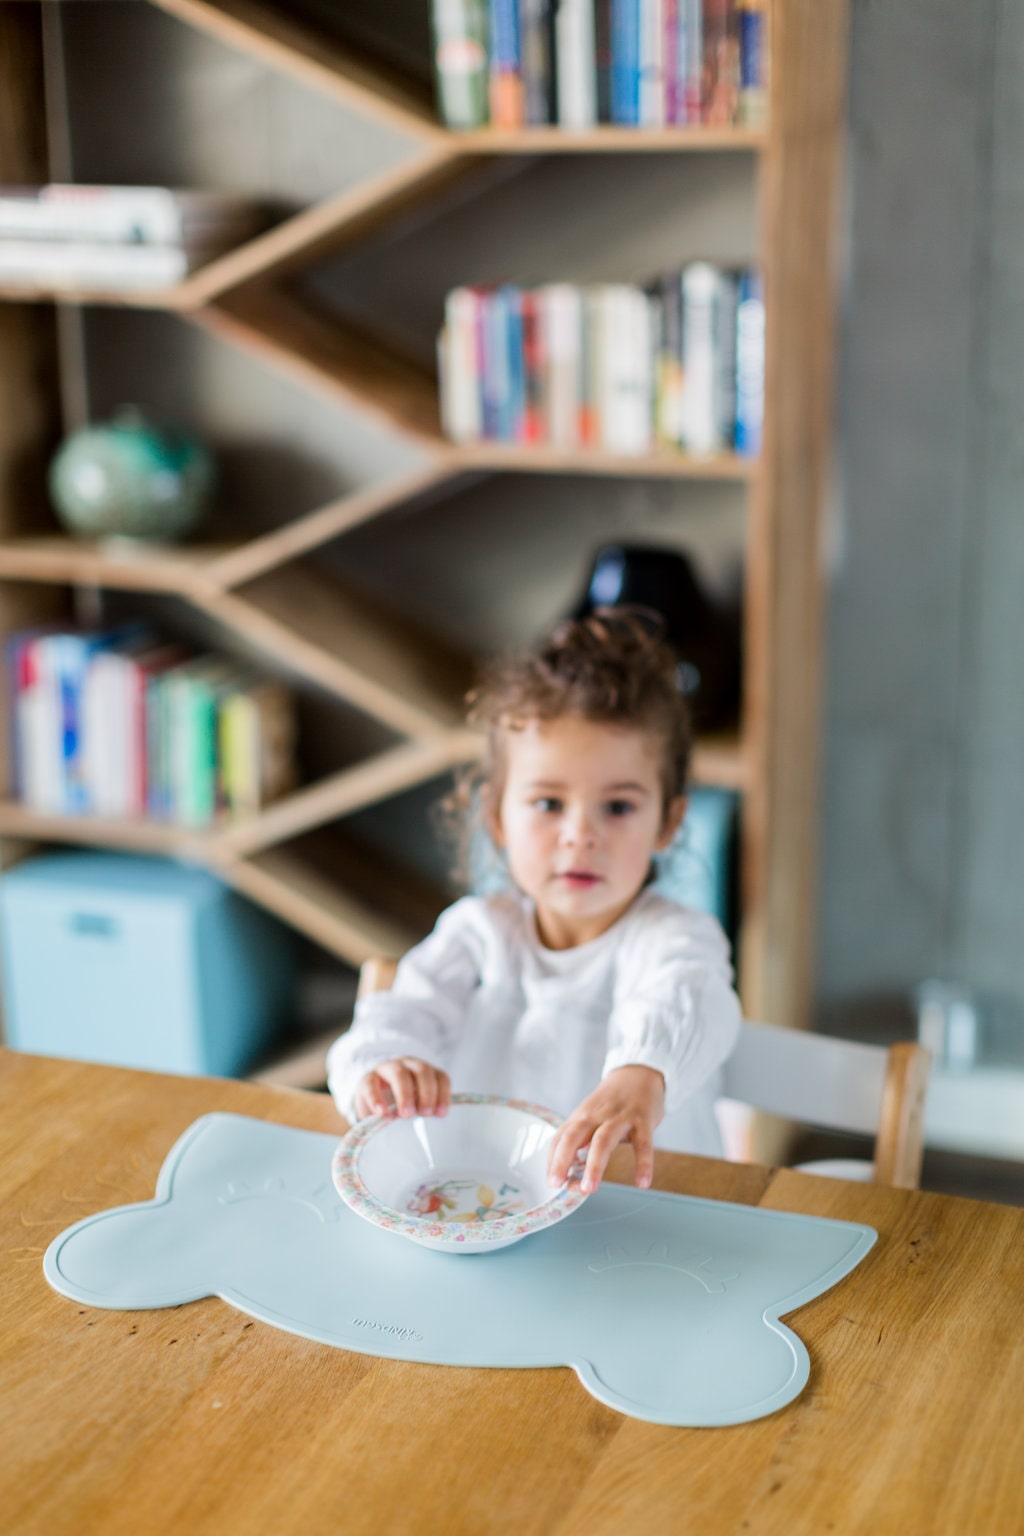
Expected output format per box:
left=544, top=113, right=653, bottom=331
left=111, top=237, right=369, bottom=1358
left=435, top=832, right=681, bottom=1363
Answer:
left=0, top=184, right=266, bottom=292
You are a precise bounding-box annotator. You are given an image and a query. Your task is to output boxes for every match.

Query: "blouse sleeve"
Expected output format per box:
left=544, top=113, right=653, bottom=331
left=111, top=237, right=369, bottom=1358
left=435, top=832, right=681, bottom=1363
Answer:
left=601, top=904, right=742, bottom=1113
left=326, top=898, right=485, bottom=1122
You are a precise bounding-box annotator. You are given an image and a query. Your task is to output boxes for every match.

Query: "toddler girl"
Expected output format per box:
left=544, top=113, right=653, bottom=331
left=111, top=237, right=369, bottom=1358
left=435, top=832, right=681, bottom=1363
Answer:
left=327, top=613, right=742, bottom=1193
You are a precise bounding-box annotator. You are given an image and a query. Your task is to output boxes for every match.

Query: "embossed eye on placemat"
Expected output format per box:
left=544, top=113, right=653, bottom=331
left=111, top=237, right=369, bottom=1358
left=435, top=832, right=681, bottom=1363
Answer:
left=43, top=1114, right=877, bottom=1427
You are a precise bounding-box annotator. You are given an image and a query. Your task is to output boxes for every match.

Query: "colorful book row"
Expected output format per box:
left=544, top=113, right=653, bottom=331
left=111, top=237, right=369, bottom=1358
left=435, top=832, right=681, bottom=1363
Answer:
left=431, top=0, right=767, bottom=130
left=438, top=265, right=763, bottom=456
left=7, top=627, right=297, bottom=829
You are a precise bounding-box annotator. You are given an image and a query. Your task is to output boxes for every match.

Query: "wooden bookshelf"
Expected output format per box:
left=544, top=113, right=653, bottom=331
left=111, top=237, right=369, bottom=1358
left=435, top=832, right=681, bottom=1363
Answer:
left=0, top=0, right=847, bottom=1045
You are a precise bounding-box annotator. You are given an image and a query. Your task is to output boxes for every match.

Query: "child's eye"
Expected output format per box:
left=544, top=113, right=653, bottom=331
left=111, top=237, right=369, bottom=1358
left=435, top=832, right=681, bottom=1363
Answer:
left=606, top=799, right=638, bottom=817
left=532, top=796, right=562, bottom=813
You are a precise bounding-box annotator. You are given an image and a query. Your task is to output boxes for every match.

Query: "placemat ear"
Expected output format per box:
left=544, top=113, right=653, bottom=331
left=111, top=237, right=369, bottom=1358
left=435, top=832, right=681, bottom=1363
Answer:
left=44, top=1199, right=212, bottom=1310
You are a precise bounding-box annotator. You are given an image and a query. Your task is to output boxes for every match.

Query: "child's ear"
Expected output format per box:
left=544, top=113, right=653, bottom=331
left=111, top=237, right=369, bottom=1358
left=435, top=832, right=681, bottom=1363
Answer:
left=656, top=795, right=687, bottom=852
left=484, top=789, right=505, bottom=849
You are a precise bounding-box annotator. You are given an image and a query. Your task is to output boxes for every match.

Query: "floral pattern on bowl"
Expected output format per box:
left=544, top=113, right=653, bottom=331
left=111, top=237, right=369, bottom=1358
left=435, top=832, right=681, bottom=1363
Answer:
left=332, top=1093, right=589, bottom=1253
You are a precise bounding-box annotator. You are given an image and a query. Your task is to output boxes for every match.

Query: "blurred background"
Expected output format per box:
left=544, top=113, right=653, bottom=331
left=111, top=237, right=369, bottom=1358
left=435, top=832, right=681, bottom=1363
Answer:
left=0, top=0, right=1020, bottom=1202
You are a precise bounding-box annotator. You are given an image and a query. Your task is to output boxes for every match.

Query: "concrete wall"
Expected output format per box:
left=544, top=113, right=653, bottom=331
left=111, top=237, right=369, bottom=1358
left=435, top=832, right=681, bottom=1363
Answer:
left=818, top=0, right=1024, bottom=1042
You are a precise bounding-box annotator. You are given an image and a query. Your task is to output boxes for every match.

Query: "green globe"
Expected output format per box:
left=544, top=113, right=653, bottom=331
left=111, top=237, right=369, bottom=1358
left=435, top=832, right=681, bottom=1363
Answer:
left=49, top=407, right=214, bottom=543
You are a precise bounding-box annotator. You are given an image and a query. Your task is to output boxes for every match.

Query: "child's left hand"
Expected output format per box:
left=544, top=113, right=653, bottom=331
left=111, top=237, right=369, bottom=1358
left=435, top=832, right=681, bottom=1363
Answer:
left=547, top=1066, right=666, bottom=1194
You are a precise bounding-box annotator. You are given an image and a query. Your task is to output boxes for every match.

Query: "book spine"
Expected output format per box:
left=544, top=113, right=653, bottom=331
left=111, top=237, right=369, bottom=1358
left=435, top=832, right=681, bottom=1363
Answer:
left=17, top=636, right=63, bottom=814
left=594, top=0, right=614, bottom=122
left=253, top=685, right=297, bottom=807
left=431, top=0, right=490, bottom=128
left=737, top=0, right=768, bottom=127
left=520, top=0, right=555, bottom=124
left=481, top=289, right=512, bottom=438
left=81, top=653, right=124, bottom=817
left=6, top=629, right=40, bottom=800
left=146, top=674, right=168, bottom=819
left=0, top=186, right=184, bottom=245
left=601, top=284, right=653, bottom=454
left=520, top=289, right=546, bottom=444
left=541, top=284, right=582, bottom=448
left=714, top=268, right=739, bottom=448
left=441, top=287, right=484, bottom=443
left=556, top=0, right=598, bottom=128
left=734, top=267, right=764, bottom=456
left=683, top=0, right=702, bottom=122
left=0, top=241, right=191, bottom=289
left=639, top=0, right=666, bottom=127
left=701, top=0, right=737, bottom=125
left=488, top=0, right=525, bottom=125
left=503, top=286, right=527, bottom=441
left=577, top=288, right=595, bottom=445
left=655, top=271, right=685, bottom=445
left=681, top=262, right=725, bottom=453
left=170, top=673, right=217, bottom=828
left=664, top=0, right=680, bottom=123
left=610, top=0, right=641, bottom=125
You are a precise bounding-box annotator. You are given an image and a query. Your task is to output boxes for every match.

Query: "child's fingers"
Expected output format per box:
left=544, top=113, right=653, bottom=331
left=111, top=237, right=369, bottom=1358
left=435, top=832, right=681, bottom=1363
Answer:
left=403, top=1058, right=443, bottom=1116
left=435, top=1070, right=452, bottom=1117
left=355, top=1072, right=391, bottom=1119
left=547, top=1116, right=595, bottom=1187
left=580, top=1120, right=626, bottom=1193
left=631, top=1124, right=655, bottom=1190
left=375, top=1061, right=420, bottom=1117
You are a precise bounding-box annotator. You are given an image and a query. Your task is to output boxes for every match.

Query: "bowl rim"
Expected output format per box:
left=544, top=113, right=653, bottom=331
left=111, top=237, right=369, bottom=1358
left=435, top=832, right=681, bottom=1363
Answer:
left=331, top=1092, right=589, bottom=1247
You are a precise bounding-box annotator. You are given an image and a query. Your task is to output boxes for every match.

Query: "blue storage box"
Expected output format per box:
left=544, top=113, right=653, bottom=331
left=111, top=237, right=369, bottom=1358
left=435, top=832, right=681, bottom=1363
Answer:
left=0, top=851, right=296, bottom=1076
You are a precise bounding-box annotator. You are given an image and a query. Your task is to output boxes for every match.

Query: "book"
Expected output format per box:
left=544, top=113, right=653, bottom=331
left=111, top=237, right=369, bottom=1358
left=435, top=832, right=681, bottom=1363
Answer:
left=734, top=268, right=764, bottom=456
left=701, top=0, right=738, bottom=125
left=440, top=287, right=483, bottom=443
left=664, top=0, right=680, bottom=123
left=481, top=288, right=512, bottom=439
left=598, top=284, right=653, bottom=454
left=681, top=0, right=703, bottom=123
left=737, top=0, right=768, bottom=127
left=0, top=240, right=222, bottom=291
left=654, top=271, right=685, bottom=445
left=712, top=268, right=739, bottom=448
left=594, top=0, right=614, bottom=122
left=82, top=637, right=188, bottom=819
left=167, top=658, right=241, bottom=828
left=556, top=0, right=598, bottom=129
left=539, top=283, right=582, bottom=448
left=610, top=0, right=641, bottom=125
left=431, top=0, right=490, bottom=129
left=520, top=289, right=546, bottom=443
left=503, top=286, right=527, bottom=440
left=488, top=0, right=525, bottom=126
left=220, top=678, right=297, bottom=817
left=639, top=0, right=666, bottom=127
left=681, top=261, right=729, bottom=453
left=0, top=184, right=262, bottom=246
left=520, top=0, right=556, bottom=124
left=9, top=628, right=63, bottom=813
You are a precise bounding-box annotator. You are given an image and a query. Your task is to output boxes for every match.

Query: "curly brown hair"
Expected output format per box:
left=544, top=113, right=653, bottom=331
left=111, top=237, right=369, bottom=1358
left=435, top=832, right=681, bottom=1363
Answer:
left=438, top=612, right=692, bottom=886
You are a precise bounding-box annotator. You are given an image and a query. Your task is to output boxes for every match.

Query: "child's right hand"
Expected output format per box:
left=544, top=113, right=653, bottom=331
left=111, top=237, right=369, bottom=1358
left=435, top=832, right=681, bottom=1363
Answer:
left=354, top=1058, right=451, bottom=1120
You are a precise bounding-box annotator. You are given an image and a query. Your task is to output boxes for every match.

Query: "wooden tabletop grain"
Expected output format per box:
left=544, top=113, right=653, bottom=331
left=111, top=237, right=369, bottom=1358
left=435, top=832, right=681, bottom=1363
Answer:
left=2, top=1048, right=1022, bottom=1536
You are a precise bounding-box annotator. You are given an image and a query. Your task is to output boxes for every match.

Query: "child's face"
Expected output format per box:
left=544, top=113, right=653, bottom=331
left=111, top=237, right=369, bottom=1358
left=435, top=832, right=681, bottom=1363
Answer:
left=492, top=714, right=685, bottom=950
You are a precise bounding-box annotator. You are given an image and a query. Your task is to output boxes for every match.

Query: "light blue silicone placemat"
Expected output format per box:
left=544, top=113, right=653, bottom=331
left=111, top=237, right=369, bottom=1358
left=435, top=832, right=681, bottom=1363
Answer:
left=43, top=1113, right=877, bottom=1427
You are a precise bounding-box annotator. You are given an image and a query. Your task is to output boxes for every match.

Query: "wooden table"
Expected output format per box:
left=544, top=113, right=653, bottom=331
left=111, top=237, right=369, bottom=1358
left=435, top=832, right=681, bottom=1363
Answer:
left=2, top=1049, right=1022, bottom=1536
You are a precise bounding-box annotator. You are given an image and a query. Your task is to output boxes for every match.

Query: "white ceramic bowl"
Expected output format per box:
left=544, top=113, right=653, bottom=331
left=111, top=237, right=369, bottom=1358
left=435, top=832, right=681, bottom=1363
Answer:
left=332, top=1093, right=589, bottom=1253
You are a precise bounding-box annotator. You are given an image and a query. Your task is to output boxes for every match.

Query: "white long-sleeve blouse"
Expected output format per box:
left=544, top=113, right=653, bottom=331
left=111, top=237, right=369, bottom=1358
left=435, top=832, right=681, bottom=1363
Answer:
left=327, top=887, right=742, bottom=1157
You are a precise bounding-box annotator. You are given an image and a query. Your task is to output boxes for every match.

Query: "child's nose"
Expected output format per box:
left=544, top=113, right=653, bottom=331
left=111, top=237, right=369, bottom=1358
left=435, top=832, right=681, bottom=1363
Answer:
left=562, top=807, right=597, bottom=846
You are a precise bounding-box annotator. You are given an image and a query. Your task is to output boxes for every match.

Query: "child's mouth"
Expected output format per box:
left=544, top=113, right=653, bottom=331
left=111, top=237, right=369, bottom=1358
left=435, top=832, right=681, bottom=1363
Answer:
left=559, top=871, right=601, bottom=888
